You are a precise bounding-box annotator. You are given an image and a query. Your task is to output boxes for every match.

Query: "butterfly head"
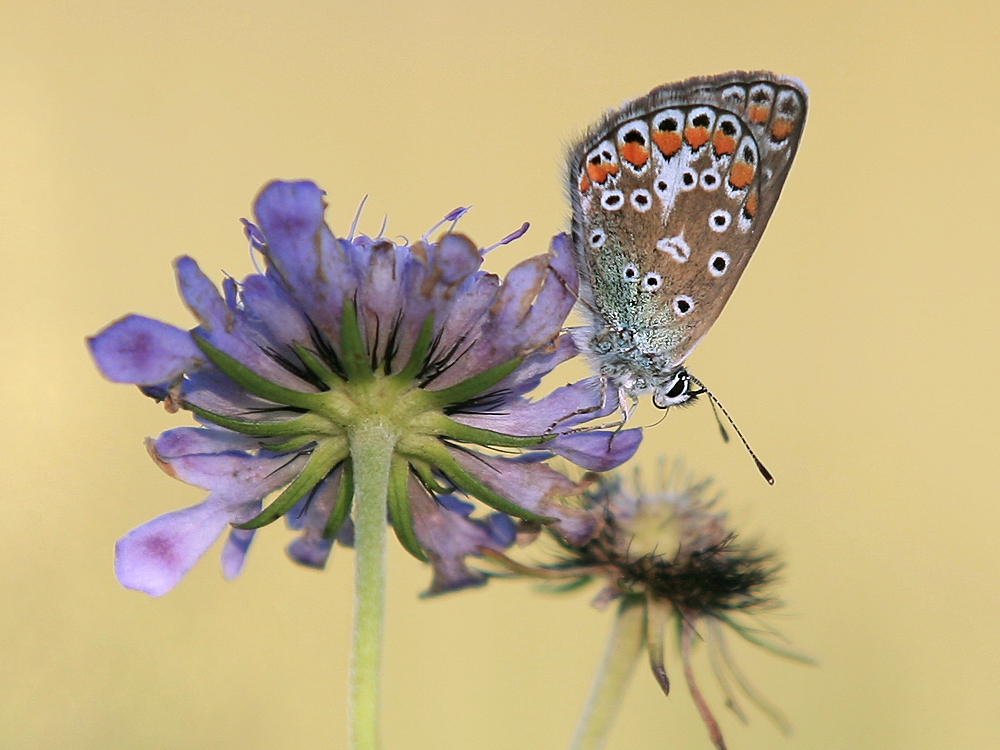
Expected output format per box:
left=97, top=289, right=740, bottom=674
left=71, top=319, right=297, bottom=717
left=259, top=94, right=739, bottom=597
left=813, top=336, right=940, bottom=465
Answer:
left=651, top=368, right=703, bottom=410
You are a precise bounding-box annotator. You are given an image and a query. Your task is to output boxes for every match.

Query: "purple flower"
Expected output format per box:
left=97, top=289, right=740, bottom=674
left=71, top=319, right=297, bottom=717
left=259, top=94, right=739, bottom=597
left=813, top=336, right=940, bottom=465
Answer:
left=89, top=180, right=641, bottom=597
left=485, top=465, right=812, bottom=750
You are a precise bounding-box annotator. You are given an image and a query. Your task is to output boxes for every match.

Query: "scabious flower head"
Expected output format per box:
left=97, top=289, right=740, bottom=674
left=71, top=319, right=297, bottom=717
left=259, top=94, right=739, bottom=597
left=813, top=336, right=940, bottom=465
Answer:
left=489, top=464, right=809, bottom=750
left=88, top=180, right=641, bottom=597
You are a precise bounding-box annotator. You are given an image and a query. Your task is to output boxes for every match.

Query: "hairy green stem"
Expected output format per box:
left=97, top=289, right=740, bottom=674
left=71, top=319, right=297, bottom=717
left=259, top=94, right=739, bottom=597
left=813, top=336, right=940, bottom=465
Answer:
left=569, top=599, right=647, bottom=750
left=349, top=420, right=396, bottom=750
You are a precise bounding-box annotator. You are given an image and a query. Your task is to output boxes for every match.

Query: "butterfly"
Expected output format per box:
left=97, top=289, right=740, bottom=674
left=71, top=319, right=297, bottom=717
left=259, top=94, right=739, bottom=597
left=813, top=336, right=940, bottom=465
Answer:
left=567, top=71, right=807, bottom=419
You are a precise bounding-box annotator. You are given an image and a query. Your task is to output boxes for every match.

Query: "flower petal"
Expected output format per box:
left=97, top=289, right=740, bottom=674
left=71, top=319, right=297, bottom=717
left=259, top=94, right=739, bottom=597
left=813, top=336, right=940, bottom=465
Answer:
left=453, top=377, right=608, bottom=435
left=148, top=433, right=307, bottom=493
left=547, top=428, right=642, bottom=471
left=221, top=528, right=257, bottom=580
left=447, top=449, right=600, bottom=545
left=88, top=315, right=204, bottom=385
left=409, top=477, right=514, bottom=595
left=115, top=495, right=250, bottom=596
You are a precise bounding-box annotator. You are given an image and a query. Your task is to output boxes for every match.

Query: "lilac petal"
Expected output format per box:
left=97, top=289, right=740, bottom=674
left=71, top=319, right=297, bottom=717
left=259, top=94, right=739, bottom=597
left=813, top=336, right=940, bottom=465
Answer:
left=448, top=449, right=600, bottom=545
left=484, top=512, right=517, bottom=547
left=547, top=429, right=643, bottom=472
left=149, top=435, right=306, bottom=493
left=439, top=235, right=578, bottom=386
left=491, top=333, right=579, bottom=398
left=221, top=527, right=257, bottom=580
left=176, top=256, right=233, bottom=334
left=154, top=426, right=260, bottom=457
left=176, top=256, right=314, bottom=390
left=239, top=274, right=315, bottom=349
left=286, top=467, right=345, bottom=569
left=435, top=233, right=483, bottom=285
left=512, top=234, right=578, bottom=351
left=437, top=494, right=475, bottom=517
left=241, top=218, right=266, bottom=250
left=253, top=181, right=357, bottom=344
left=181, top=369, right=288, bottom=419
left=453, top=377, right=605, bottom=436
left=115, top=496, right=251, bottom=597
left=425, top=273, right=500, bottom=388
left=88, top=315, right=204, bottom=385
left=409, top=476, right=510, bottom=595
left=287, top=535, right=334, bottom=569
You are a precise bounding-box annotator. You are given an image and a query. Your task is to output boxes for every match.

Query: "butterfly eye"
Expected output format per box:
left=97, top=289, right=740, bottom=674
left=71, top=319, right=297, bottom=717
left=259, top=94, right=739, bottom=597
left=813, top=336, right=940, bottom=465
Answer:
left=709, top=251, right=730, bottom=277
left=665, top=376, right=686, bottom=399
left=622, top=264, right=639, bottom=281
left=708, top=209, right=732, bottom=232
left=652, top=371, right=692, bottom=409
left=589, top=229, right=606, bottom=248
left=642, top=272, right=662, bottom=291
left=673, top=295, right=694, bottom=316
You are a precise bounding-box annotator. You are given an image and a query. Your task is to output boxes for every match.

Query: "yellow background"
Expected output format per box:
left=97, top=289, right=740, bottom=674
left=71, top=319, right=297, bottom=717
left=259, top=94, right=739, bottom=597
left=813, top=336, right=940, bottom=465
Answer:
left=1, top=1, right=997, bottom=748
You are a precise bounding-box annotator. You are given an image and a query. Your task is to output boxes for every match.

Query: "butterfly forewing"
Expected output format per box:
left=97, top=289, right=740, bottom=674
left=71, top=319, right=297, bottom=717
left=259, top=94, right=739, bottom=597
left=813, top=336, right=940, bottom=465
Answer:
left=569, top=72, right=807, bottom=386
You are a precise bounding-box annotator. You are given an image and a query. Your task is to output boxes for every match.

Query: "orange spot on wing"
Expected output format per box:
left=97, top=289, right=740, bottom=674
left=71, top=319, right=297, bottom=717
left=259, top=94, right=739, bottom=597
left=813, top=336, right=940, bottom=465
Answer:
left=620, top=142, right=650, bottom=168
left=712, top=131, right=736, bottom=156
left=744, top=192, right=758, bottom=218
left=748, top=105, right=770, bottom=124
left=579, top=174, right=591, bottom=192
left=585, top=162, right=618, bottom=185
left=771, top=119, right=794, bottom=141
left=728, top=162, right=754, bottom=189
left=684, top=126, right=709, bottom=150
left=652, top=131, right=682, bottom=157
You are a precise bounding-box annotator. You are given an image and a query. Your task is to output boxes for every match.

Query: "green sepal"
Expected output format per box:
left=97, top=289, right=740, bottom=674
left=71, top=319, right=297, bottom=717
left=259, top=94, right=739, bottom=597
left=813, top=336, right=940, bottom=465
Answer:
left=185, top=401, right=327, bottom=438
left=233, top=438, right=347, bottom=530
left=191, top=332, right=322, bottom=410
left=717, top=615, right=818, bottom=665
left=339, top=298, right=373, bottom=382
left=261, top=434, right=320, bottom=454
left=429, top=414, right=552, bottom=448
left=388, top=457, right=427, bottom=561
left=537, top=577, right=594, bottom=594
left=410, top=458, right=451, bottom=494
left=324, top=459, right=354, bottom=539
left=425, top=355, right=523, bottom=407
left=646, top=598, right=671, bottom=697
left=292, top=342, right=345, bottom=389
left=399, top=437, right=554, bottom=524
left=391, top=313, right=435, bottom=384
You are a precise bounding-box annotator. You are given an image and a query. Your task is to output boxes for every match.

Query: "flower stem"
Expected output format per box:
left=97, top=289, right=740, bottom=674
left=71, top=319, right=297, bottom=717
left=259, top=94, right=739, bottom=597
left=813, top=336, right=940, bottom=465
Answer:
left=349, top=420, right=397, bottom=750
left=569, top=598, right=647, bottom=750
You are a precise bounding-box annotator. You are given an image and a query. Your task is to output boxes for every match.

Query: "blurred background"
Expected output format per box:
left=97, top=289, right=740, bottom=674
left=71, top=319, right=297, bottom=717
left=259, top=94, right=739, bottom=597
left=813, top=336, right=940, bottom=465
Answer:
left=1, top=1, right=997, bottom=748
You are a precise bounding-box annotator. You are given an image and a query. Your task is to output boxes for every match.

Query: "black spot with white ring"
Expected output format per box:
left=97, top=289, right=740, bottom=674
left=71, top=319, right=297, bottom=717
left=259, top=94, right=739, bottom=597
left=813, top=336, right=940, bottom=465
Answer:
left=601, top=190, right=625, bottom=210
left=673, top=295, right=694, bottom=316
left=680, top=169, right=698, bottom=191
left=700, top=169, right=721, bottom=191
left=589, top=228, right=606, bottom=249
left=642, top=271, right=662, bottom=291
left=708, top=209, right=732, bottom=233
left=630, top=189, right=652, bottom=212
left=709, top=251, right=730, bottom=277
left=623, top=263, right=639, bottom=281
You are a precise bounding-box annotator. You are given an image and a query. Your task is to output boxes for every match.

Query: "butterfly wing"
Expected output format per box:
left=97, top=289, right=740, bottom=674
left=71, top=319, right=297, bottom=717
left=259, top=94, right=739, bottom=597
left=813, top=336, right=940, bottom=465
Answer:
left=568, top=72, right=807, bottom=373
